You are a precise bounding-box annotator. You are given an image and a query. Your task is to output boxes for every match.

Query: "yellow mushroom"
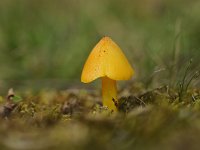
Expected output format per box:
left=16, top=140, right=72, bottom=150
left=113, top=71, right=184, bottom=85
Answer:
left=81, top=37, right=134, bottom=111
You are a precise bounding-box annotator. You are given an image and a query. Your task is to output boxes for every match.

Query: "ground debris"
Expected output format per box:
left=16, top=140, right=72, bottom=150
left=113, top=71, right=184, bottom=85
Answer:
left=0, top=88, right=22, bottom=118
left=0, top=86, right=200, bottom=150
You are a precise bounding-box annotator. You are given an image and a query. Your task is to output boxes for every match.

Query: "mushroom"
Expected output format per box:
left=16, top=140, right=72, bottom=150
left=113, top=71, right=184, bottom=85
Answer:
left=81, top=37, right=134, bottom=111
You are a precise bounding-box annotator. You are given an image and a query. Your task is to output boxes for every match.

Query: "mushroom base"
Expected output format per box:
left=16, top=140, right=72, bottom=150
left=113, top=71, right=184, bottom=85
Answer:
left=102, top=77, right=117, bottom=111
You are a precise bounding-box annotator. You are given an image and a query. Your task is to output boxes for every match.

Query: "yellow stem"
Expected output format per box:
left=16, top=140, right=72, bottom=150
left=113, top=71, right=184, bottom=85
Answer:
left=102, top=76, right=117, bottom=111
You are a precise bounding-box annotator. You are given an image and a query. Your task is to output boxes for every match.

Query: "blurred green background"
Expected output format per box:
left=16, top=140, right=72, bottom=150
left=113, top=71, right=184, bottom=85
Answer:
left=0, top=0, right=200, bottom=89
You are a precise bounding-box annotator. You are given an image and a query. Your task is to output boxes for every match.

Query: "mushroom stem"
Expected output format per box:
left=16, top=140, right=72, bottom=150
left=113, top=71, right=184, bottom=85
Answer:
left=102, top=76, right=117, bottom=111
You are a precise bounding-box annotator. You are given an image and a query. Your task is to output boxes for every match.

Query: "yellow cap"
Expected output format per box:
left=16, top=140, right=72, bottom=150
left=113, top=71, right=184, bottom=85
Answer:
left=81, top=37, right=134, bottom=83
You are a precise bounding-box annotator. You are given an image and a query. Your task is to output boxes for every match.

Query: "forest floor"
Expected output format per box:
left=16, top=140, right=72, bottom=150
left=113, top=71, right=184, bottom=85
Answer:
left=0, top=83, right=200, bottom=150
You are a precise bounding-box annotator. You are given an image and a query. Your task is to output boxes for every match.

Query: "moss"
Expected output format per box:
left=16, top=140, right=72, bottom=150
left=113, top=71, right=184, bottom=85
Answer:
left=0, top=86, right=199, bottom=150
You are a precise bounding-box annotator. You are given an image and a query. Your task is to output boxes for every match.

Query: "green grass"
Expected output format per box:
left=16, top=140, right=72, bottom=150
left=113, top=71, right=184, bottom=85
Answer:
left=0, top=0, right=200, bottom=85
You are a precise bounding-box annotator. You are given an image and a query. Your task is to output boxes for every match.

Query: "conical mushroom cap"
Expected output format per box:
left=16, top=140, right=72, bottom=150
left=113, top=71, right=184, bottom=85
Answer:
left=81, top=37, right=134, bottom=83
